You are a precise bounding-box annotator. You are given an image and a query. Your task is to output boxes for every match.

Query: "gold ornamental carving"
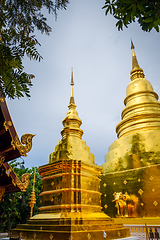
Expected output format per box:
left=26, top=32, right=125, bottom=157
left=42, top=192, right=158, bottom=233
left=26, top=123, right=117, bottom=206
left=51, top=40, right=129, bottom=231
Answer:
left=0, top=156, right=5, bottom=168
left=14, top=173, right=31, bottom=192
left=0, top=188, right=5, bottom=201
left=49, top=234, right=54, bottom=240
left=33, top=232, right=36, bottom=239
left=138, top=189, right=144, bottom=196
left=87, top=233, right=91, bottom=240
left=0, top=97, right=4, bottom=103
left=123, top=180, right=127, bottom=185
left=6, top=167, right=12, bottom=176
left=51, top=181, right=55, bottom=186
left=3, top=120, right=12, bottom=131
left=11, top=134, right=35, bottom=156
left=153, top=201, right=158, bottom=206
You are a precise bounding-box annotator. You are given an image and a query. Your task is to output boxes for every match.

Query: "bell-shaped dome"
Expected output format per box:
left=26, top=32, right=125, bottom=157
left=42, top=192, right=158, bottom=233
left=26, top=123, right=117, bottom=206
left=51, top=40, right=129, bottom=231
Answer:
left=116, top=42, right=160, bottom=138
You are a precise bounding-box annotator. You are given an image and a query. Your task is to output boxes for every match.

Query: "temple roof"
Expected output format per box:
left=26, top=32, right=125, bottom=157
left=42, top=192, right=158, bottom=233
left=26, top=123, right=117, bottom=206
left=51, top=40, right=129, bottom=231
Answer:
left=0, top=96, right=34, bottom=195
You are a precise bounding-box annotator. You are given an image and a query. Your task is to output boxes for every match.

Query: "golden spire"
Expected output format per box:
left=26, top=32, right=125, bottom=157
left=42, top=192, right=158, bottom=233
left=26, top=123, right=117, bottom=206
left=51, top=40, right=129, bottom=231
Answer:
left=69, top=68, right=75, bottom=105
left=49, top=69, right=95, bottom=165
left=29, top=171, right=36, bottom=218
left=60, top=69, right=83, bottom=139
left=131, top=40, right=140, bottom=69
left=116, top=43, right=159, bottom=138
left=130, top=40, right=145, bottom=81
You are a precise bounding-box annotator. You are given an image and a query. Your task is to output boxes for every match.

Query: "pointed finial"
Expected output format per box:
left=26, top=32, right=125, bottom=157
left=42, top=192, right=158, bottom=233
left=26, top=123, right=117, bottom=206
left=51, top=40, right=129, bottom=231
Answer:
left=130, top=41, right=145, bottom=81
left=131, top=40, right=134, bottom=50
left=69, top=68, right=75, bottom=105
left=131, top=40, right=140, bottom=68
left=71, top=68, right=74, bottom=86
left=33, top=170, right=35, bottom=190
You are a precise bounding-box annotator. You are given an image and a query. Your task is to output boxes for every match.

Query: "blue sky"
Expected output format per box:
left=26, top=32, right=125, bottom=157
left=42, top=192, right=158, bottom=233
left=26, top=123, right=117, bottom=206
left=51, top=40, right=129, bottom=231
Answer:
left=7, top=0, right=160, bottom=168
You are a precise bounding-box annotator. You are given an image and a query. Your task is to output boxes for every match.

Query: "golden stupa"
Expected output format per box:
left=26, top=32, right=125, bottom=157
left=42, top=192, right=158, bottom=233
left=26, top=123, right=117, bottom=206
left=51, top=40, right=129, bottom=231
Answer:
left=101, top=42, right=160, bottom=219
left=10, top=70, right=130, bottom=239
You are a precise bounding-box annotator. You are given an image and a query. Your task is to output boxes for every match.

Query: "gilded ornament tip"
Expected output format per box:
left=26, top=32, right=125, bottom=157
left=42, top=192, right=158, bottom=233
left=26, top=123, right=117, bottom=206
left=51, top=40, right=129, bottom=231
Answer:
left=131, top=40, right=135, bottom=49
left=71, top=68, right=74, bottom=86
left=69, top=68, right=75, bottom=105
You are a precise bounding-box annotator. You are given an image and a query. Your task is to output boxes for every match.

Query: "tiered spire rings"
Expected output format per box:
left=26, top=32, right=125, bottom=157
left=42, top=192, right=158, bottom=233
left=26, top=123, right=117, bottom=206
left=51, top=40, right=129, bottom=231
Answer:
left=61, top=69, right=83, bottom=139
left=116, top=41, right=160, bottom=138
left=29, top=172, right=36, bottom=218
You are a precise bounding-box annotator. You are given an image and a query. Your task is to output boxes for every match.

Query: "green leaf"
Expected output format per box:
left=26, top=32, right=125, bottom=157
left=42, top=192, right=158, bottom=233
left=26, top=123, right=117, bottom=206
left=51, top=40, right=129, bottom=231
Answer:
left=137, top=2, right=144, bottom=12
left=144, top=17, right=153, bottom=23
left=105, top=7, right=110, bottom=15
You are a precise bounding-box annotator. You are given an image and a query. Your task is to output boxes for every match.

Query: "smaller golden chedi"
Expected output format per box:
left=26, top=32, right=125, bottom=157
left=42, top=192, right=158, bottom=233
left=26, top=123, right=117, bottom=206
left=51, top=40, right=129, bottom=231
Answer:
left=29, top=172, right=36, bottom=218
left=49, top=69, right=94, bottom=165
left=10, top=69, right=130, bottom=240
left=101, top=42, right=160, bottom=219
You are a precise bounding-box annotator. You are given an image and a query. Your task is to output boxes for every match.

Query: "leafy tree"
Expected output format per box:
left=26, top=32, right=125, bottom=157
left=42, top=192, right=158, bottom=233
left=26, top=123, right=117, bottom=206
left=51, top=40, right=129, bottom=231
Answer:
left=0, top=160, right=42, bottom=232
left=0, top=0, right=69, bottom=99
left=103, top=0, right=160, bottom=32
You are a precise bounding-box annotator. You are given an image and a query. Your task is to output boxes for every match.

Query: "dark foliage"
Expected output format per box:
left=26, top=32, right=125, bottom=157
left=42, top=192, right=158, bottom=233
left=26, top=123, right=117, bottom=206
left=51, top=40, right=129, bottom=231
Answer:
left=103, top=0, right=160, bottom=32
left=0, top=0, right=69, bottom=99
left=0, top=160, right=42, bottom=232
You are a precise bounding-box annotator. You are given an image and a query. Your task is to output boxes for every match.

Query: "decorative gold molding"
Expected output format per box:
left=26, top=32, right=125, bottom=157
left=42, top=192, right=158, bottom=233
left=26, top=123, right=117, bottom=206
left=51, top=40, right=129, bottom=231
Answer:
left=3, top=120, right=12, bottom=131
left=14, top=173, right=31, bottom=192
left=0, top=97, right=4, bottom=103
left=6, top=167, right=12, bottom=176
left=11, top=134, right=35, bottom=156
left=87, top=233, right=91, bottom=240
left=138, top=189, right=144, bottom=195
left=0, top=156, right=5, bottom=168
left=123, top=180, right=127, bottom=185
left=33, top=232, right=36, bottom=239
left=0, top=188, right=5, bottom=201
left=49, top=234, right=54, bottom=240
left=153, top=201, right=158, bottom=206
left=3, top=121, right=9, bottom=131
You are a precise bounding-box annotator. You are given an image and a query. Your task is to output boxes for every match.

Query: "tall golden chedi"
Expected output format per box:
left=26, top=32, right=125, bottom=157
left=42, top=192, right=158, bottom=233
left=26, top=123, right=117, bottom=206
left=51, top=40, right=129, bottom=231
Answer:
left=11, top=69, right=130, bottom=239
left=101, top=42, right=160, bottom=219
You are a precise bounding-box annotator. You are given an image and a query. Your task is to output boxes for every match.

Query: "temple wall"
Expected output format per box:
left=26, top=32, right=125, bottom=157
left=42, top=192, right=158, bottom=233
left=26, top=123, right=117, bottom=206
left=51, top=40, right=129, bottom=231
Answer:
left=101, top=163, right=160, bottom=218
left=39, top=159, right=102, bottom=215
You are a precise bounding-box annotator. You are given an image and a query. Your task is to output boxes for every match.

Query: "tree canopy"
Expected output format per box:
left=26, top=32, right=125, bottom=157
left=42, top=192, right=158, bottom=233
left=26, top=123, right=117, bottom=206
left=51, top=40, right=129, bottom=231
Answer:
left=0, top=160, right=42, bottom=232
left=0, top=0, right=69, bottom=99
left=103, top=0, right=160, bottom=32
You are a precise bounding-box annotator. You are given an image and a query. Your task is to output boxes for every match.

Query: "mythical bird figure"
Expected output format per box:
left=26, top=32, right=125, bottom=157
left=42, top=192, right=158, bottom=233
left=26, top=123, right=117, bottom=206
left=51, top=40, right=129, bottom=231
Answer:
left=15, top=173, right=31, bottom=192
left=12, top=133, right=35, bottom=156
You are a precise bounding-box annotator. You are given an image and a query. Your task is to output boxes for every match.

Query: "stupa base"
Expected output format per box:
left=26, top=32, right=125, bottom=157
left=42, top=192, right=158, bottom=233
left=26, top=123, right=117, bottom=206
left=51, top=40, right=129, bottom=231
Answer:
left=10, top=213, right=130, bottom=240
